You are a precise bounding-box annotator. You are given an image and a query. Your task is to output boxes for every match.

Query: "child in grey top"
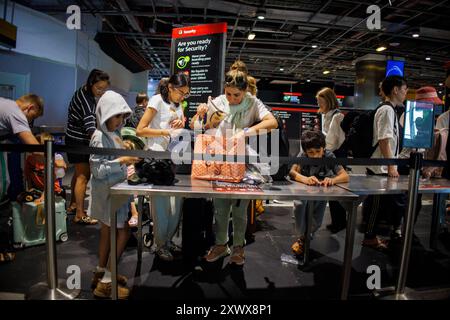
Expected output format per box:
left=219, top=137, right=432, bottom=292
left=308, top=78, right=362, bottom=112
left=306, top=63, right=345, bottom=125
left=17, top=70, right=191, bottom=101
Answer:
left=289, top=130, right=349, bottom=257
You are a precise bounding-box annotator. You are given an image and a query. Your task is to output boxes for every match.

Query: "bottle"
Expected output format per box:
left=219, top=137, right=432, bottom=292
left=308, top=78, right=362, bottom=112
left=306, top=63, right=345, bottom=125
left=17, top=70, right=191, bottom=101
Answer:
left=54, top=154, right=66, bottom=179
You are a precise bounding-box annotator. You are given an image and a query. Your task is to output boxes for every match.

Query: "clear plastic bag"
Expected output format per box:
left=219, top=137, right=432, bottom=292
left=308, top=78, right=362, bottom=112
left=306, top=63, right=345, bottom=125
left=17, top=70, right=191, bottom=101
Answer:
left=280, top=253, right=299, bottom=265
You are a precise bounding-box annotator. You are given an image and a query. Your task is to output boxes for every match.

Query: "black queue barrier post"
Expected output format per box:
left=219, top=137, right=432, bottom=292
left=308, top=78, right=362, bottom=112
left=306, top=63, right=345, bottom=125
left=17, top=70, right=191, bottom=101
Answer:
left=27, top=139, right=80, bottom=300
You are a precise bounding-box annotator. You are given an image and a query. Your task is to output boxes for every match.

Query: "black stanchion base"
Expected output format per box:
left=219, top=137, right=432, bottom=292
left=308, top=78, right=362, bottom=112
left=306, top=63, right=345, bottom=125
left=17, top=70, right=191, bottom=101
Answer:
left=373, top=286, right=450, bottom=300
left=26, top=279, right=80, bottom=300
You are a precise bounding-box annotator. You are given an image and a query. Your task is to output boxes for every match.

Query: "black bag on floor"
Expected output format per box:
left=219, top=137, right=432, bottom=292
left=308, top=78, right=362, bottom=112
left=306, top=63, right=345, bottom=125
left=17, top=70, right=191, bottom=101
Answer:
left=181, top=198, right=215, bottom=266
left=0, top=199, right=14, bottom=256
left=245, top=200, right=257, bottom=244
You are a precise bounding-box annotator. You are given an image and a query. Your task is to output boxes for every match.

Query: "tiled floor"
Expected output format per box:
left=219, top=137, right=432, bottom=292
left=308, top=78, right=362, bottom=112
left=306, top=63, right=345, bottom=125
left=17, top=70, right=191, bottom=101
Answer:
left=1, top=192, right=450, bottom=300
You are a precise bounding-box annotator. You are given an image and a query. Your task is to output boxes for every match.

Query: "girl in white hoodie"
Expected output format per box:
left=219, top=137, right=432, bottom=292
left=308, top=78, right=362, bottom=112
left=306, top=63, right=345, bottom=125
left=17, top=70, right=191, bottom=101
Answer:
left=88, top=90, right=140, bottom=299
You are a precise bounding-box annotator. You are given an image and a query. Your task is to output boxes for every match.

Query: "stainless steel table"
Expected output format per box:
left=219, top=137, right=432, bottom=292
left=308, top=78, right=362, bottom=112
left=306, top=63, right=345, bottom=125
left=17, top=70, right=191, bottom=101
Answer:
left=338, top=174, right=410, bottom=195
left=109, top=175, right=359, bottom=300
left=339, top=175, right=450, bottom=248
left=337, top=174, right=450, bottom=299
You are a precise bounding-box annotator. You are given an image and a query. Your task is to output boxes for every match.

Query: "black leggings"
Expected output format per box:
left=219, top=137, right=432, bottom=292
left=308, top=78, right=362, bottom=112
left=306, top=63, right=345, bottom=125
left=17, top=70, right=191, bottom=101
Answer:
left=329, top=201, right=347, bottom=227
left=363, top=193, right=407, bottom=239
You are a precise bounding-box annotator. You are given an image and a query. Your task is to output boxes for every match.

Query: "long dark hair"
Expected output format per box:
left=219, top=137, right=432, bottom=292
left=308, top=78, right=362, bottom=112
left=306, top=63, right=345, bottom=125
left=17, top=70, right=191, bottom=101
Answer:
left=85, top=69, right=110, bottom=93
left=158, top=73, right=190, bottom=104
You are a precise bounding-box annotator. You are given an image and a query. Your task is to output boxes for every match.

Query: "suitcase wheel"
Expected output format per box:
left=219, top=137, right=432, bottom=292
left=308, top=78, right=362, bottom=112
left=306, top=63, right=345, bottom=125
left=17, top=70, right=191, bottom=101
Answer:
left=143, top=233, right=153, bottom=248
left=59, top=232, right=68, bottom=242
left=13, top=243, right=24, bottom=249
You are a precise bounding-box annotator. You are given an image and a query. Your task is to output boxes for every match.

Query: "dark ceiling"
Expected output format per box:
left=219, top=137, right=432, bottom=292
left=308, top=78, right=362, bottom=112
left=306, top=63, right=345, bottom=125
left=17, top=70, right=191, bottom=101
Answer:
left=15, top=0, right=450, bottom=88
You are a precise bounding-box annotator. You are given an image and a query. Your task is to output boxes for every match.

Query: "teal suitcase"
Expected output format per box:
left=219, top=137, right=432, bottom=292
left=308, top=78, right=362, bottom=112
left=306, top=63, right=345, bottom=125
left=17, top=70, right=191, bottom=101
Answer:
left=12, top=199, right=68, bottom=248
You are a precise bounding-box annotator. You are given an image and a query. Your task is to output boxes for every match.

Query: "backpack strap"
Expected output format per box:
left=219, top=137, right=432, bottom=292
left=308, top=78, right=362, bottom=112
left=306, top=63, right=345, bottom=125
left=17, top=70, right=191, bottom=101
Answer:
left=331, top=108, right=341, bottom=117
left=375, top=101, right=399, bottom=156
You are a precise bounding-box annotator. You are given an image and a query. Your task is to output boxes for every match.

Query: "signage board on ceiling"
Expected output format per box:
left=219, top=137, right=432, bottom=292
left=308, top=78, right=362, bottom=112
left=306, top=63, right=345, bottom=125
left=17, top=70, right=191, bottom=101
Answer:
left=171, top=22, right=227, bottom=126
left=0, top=19, right=17, bottom=49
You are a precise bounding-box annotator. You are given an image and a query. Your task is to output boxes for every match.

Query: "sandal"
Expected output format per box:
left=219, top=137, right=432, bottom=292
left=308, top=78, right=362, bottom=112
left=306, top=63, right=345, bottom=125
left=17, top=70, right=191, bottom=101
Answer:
left=0, top=252, right=16, bottom=263
left=68, top=208, right=88, bottom=216
left=73, top=215, right=98, bottom=225
left=291, top=237, right=305, bottom=256
left=67, top=206, right=77, bottom=215
left=362, top=237, right=389, bottom=251
left=128, top=216, right=138, bottom=227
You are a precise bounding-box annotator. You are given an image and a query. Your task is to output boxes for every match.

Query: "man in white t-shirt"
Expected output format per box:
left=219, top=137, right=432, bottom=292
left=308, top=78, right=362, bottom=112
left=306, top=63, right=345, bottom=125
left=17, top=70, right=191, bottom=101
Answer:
left=363, top=76, right=408, bottom=250
left=367, top=77, right=408, bottom=176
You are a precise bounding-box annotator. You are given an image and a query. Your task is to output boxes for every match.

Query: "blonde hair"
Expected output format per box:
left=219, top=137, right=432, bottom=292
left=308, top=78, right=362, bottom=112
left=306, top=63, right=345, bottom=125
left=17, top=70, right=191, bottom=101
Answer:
left=316, top=87, right=338, bottom=111
left=18, top=94, right=44, bottom=117
left=230, top=60, right=248, bottom=74
left=247, top=76, right=257, bottom=96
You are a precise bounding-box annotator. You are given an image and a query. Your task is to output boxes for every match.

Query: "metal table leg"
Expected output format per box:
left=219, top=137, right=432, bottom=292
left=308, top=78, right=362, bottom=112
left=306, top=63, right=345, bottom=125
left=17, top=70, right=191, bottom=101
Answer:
left=430, top=193, right=445, bottom=250
left=109, top=195, right=129, bottom=300
left=111, top=198, right=118, bottom=300
left=302, top=202, right=314, bottom=266
left=137, top=195, right=144, bottom=262
left=340, top=200, right=360, bottom=300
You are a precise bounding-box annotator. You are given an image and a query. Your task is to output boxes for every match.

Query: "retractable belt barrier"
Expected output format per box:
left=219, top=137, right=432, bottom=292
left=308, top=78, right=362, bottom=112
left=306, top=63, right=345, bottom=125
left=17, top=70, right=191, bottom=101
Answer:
left=1, top=141, right=448, bottom=301
left=0, top=143, right=446, bottom=168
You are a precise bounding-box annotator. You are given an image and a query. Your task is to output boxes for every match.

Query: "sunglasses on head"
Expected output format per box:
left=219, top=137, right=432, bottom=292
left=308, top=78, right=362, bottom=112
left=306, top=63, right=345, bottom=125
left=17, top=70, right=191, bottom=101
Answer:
left=225, top=75, right=247, bottom=90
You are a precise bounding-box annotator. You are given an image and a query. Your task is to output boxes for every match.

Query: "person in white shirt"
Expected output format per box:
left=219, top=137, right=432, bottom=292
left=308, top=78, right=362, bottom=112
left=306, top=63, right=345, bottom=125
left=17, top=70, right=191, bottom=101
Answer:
left=136, top=73, right=190, bottom=262
left=317, top=88, right=345, bottom=152
left=316, top=87, right=347, bottom=232
left=363, top=76, right=408, bottom=251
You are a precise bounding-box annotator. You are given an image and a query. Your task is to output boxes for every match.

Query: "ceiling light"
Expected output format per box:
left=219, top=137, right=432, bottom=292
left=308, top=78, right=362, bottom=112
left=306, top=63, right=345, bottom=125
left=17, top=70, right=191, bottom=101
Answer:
left=439, top=83, right=443, bottom=86
left=425, top=57, right=431, bottom=61
left=412, top=33, right=420, bottom=38
left=323, top=70, right=330, bottom=75
left=439, top=91, right=443, bottom=94
left=247, top=33, right=256, bottom=40
left=389, top=42, right=400, bottom=47
left=376, top=46, right=387, bottom=52
left=306, top=79, right=311, bottom=82
left=256, top=8, right=266, bottom=20
left=279, top=68, right=284, bottom=71
left=311, top=44, right=318, bottom=49
left=270, top=80, right=298, bottom=85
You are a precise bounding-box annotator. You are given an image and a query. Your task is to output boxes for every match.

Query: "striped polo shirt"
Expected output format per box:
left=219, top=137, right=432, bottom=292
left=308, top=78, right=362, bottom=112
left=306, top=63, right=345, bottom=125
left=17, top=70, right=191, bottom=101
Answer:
left=65, top=86, right=97, bottom=142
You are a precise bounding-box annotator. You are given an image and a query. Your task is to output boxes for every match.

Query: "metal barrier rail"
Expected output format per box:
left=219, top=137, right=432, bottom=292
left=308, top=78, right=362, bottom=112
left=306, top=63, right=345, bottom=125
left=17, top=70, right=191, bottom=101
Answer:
left=0, top=142, right=447, bottom=167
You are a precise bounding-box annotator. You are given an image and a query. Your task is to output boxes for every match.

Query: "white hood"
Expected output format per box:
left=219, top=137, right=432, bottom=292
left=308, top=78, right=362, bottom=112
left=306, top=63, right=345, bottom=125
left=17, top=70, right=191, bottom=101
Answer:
left=96, top=90, right=132, bottom=134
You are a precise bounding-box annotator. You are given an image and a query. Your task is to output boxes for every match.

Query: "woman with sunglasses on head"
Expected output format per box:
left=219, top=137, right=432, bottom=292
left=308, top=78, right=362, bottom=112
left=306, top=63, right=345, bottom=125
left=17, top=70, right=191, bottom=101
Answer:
left=136, top=73, right=190, bottom=262
left=196, top=69, right=278, bottom=265
left=66, top=69, right=110, bottom=225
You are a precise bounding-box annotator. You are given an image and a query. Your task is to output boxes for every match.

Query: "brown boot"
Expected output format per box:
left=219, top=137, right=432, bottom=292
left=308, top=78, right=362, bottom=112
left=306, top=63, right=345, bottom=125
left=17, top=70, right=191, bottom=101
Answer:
left=229, top=246, right=245, bottom=265
left=93, top=282, right=130, bottom=300
left=91, top=271, right=128, bottom=290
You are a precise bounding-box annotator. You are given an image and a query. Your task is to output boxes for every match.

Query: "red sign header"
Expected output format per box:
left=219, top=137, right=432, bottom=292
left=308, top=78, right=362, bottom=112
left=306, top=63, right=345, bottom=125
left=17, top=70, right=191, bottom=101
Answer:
left=283, top=92, right=302, bottom=97
left=172, top=22, right=227, bottom=39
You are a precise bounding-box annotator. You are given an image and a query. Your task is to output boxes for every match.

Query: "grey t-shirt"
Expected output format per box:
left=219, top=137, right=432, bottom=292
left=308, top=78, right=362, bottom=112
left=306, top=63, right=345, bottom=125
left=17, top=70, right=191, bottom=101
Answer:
left=0, top=97, right=31, bottom=140
left=297, top=150, right=343, bottom=179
